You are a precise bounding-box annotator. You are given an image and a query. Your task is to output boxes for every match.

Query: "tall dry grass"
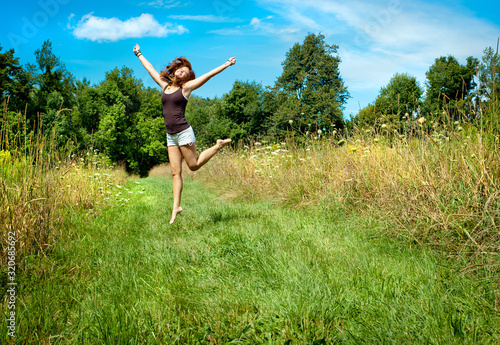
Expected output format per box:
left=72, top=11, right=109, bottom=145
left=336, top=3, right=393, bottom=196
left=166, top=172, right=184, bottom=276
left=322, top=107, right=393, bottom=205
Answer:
left=0, top=102, right=128, bottom=268
left=198, top=119, right=500, bottom=272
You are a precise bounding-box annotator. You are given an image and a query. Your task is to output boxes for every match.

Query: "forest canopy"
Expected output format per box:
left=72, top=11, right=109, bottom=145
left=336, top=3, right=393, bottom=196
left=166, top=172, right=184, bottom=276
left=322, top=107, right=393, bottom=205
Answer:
left=1, top=34, right=498, bottom=175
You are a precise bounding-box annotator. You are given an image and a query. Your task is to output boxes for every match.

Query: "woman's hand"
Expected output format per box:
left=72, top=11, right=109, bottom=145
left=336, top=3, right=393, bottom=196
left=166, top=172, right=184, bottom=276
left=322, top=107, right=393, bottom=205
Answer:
left=133, top=44, right=165, bottom=88
left=225, top=57, right=236, bottom=66
left=133, top=44, right=141, bottom=56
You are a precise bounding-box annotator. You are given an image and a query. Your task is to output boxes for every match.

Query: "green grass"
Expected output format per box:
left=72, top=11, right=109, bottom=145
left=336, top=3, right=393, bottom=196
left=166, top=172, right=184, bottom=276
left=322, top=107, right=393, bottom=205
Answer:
left=7, top=177, right=500, bottom=344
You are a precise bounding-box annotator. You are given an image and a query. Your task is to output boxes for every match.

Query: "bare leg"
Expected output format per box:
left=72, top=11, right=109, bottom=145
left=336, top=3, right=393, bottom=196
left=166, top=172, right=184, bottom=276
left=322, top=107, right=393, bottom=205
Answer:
left=181, top=139, right=231, bottom=171
left=168, top=146, right=184, bottom=224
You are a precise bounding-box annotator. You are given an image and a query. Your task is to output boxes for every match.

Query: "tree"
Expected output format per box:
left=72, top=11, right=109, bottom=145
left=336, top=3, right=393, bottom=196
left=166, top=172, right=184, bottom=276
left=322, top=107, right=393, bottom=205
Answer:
left=184, top=81, right=267, bottom=146
left=377, top=73, right=423, bottom=116
left=73, top=78, right=101, bottom=146
left=271, top=33, right=349, bottom=135
left=90, top=68, right=169, bottom=176
left=0, top=45, right=33, bottom=112
left=220, top=80, right=265, bottom=136
left=27, top=40, right=76, bottom=137
left=424, top=55, right=477, bottom=120
left=132, top=86, right=168, bottom=176
left=92, top=68, right=138, bottom=172
left=30, top=40, right=76, bottom=108
left=185, top=96, right=221, bottom=147
left=356, top=73, right=423, bottom=128
left=103, top=66, right=142, bottom=115
left=188, top=96, right=246, bottom=146
left=478, top=46, right=500, bottom=102
left=355, top=103, right=379, bottom=128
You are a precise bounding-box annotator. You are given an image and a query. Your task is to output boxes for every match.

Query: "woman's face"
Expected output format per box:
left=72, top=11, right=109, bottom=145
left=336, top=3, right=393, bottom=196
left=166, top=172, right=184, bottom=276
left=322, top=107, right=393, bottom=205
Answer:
left=175, top=66, right=191, bottom=80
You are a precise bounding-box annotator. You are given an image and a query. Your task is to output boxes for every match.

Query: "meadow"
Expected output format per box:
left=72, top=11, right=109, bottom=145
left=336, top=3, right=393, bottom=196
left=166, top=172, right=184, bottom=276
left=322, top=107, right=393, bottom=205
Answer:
left=6, top=177, right=500, bottom=344
left=0, top=106, right=129, bottom=263
left=197, top=118, right=500, bottom=275
left=1, top=101, right=499, bottom=343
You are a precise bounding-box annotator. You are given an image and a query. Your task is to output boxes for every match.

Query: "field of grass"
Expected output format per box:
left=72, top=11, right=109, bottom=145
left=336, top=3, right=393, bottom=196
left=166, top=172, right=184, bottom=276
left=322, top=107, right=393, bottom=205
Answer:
left=0, top=109, right=128, bottom=263
left=0, top=107, right=128, bottom=341
left=197, top=123, right=500, bottom=275
left=6, top=176, right=500, bottom=343
left=1, top=100, right=500, bottom=343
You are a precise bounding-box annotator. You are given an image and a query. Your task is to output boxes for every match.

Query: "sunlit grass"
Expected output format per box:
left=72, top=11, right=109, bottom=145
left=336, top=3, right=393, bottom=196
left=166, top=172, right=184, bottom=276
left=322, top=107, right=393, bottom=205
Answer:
left=2, top=97, right=499, bottom=343
left=0, top=102, right=128, bottom=275
left=12, top=177, right=500, bottom=343
left=198, top=112, right=500, bottom=275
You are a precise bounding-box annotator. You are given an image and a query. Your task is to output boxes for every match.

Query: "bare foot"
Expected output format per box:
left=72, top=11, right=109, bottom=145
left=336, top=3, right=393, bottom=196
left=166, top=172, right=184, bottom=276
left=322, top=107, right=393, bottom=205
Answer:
left=170, top=206, right=183, bottom=224
left=216, top=138, right=232, bottom=150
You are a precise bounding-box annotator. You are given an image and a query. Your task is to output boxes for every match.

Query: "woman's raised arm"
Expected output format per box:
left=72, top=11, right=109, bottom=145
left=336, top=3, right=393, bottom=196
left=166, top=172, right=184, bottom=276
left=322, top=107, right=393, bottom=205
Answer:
left=183, top=57, right=236, bottom=97
left=133, top=44, right=167, bottom=89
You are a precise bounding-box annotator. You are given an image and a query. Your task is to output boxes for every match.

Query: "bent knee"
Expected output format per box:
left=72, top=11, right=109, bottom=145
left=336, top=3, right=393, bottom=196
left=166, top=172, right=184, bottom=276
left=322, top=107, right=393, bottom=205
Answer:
left=187, top=163, right=200, bottom=172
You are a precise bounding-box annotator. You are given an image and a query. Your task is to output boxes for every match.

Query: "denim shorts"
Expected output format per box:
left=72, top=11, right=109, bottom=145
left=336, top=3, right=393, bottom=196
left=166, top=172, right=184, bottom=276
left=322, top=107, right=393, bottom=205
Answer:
left=166, top=126, right=196, bottom=147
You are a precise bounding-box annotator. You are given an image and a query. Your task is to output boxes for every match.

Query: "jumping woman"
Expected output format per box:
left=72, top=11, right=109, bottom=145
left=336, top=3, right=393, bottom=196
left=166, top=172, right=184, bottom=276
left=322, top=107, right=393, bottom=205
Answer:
left=133, top=44, right=235, bottom=224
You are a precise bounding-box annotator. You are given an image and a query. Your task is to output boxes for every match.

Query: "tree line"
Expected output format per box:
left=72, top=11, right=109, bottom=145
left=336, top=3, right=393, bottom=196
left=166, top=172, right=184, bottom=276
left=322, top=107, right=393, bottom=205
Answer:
left=356, top=45, right=499, bottom=129
left=1, top=34, right=499, bottom=175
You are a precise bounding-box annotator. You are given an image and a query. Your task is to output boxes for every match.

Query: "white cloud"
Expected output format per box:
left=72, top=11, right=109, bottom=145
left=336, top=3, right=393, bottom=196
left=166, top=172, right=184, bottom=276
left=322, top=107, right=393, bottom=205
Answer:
left=72, top=13, right=188, bottom=42
left=250, top=17, right=261, bottom=27
left=209, top=16, right=298, bottom=37
left=168, top=14, right=242, bottom=23
left=67, top=13, right=75, bottom=29
left=140, top=0, right=182, bottom=9
left=256, top=0, right=500, bottom=114
left=259, top=0, right=499, bottom=64
left=247, top=16, right=299, bottom=38
left=208, top=28, right=246, bottom=36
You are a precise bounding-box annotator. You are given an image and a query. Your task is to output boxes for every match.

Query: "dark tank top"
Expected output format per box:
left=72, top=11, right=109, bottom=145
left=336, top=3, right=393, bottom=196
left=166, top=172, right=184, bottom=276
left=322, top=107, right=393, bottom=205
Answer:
left=161, top=86, right=190, bottom=134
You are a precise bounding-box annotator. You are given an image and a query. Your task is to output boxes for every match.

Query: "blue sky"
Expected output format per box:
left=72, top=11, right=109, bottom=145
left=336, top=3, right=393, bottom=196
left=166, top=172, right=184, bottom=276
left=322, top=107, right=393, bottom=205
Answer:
left=1, top=0, right=499, bottom=117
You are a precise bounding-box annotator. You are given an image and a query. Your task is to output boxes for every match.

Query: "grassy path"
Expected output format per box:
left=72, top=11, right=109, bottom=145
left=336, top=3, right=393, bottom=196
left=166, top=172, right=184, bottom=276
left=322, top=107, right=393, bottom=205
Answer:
left=14, top=177, right=500, bottom=344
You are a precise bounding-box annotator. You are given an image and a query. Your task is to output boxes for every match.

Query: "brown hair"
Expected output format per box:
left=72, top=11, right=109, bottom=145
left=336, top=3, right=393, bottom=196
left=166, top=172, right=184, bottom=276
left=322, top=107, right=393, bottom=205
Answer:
left=160, top=57, right=196, bottom=87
